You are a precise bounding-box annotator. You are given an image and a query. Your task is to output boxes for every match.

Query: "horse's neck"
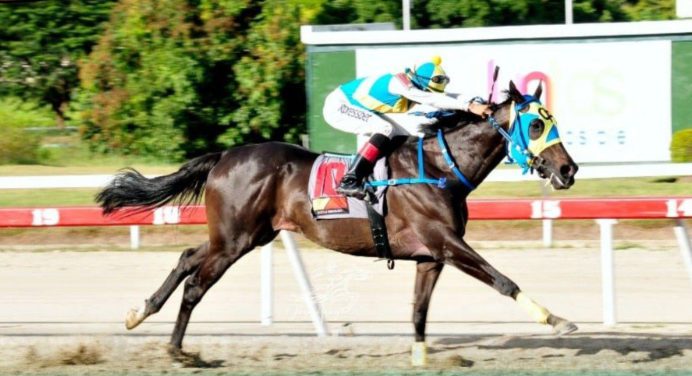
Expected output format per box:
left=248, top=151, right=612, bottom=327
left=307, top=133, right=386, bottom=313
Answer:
left=462, top=105, right=512, bottom=184
left=389, top=106, right=511, bottom=193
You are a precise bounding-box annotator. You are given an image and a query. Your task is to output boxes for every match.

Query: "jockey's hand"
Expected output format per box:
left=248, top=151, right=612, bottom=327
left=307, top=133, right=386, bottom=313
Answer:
left=468, top=102, right=493, bottom=118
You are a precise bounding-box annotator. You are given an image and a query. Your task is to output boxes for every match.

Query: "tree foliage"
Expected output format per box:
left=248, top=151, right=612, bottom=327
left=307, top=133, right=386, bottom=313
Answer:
left=623, top=0, right=675, bottom=21
left=222, top=2, right=306, bottom=146
left=0, top=0, right=115, bottom=127
left=311, top=0, right=674, bottom=29
left=79, top=0, right=307, bottom=160
left=313, top=0, right=400, bottom=25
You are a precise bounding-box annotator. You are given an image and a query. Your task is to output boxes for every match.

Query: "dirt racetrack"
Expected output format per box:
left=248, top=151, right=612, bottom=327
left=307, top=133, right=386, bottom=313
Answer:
left=0, top=241, right=691, bottom=375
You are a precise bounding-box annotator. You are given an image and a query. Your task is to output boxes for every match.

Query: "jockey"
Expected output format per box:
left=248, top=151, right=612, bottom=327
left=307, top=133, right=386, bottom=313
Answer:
left=322, top=56, right=492, bottom=199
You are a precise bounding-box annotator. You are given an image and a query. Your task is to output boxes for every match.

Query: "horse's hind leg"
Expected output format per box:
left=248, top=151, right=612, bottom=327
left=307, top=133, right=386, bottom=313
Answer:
left=168, top=238, right=265, bottom=352
left=439, top=234, right=577, bottom=335
left=125, top=242, right=210, bottom=330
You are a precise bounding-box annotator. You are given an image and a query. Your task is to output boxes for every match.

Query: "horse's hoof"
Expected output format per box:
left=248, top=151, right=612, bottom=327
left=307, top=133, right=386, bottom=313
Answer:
left=411, top=342, right=428, bottom=366
left=125, top=308, right=145, bottom=330
left=166, top=344, right=184, bottom=358
left=548, top=314, right=578, bottom=336
left=167, top=345, right=203, bottom=367
left=166, top=345, right=186, bottom=367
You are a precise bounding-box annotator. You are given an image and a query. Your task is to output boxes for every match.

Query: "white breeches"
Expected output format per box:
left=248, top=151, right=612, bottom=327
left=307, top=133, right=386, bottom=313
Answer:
left=322, top=89, right=439, bottom=140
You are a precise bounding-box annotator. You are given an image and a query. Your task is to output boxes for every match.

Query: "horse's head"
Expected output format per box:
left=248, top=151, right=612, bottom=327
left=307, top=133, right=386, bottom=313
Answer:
left=502, top=81, right=578, bottom=189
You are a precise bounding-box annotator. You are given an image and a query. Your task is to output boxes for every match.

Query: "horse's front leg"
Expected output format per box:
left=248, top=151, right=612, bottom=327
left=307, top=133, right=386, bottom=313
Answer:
left=410, top=259, right=444, bottom=366
left=434, top=232, right=577, bottom=335
left=412, top=259, right=444, bottom=342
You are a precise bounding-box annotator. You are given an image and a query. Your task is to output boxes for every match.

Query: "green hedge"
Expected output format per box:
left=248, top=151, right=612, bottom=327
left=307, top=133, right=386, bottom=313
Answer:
left=671, top=129, right=692, bottom=162
left=0, top=126, right=43, bottom=164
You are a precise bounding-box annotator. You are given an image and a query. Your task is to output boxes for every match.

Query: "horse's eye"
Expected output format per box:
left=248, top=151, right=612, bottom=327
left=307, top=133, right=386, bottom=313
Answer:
left=529, top=119, right=544, bottom=140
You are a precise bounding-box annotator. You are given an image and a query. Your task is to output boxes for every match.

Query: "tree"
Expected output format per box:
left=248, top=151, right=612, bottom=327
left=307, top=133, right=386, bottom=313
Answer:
left=80, top=0, right=310, bottom=159
left=623, top=0, right=675, bottom=20
left=313, top=0, right=400, bottom=26
left=573, top=0, right=628, bottom=22
left=0, top=0, right=115, bottom=127
left=414, top=0, right=633, bottom=28
left=222, top=0, right=307, bottom=146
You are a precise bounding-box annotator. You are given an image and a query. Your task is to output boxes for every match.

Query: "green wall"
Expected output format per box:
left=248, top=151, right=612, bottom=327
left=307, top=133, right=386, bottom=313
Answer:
left=306, top=49, right=357, bottom=153
left=672, top=40, right=692, bottom=133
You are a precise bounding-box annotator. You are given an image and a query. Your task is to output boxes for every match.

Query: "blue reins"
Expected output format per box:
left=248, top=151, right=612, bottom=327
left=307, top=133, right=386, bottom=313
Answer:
left=366, top=128, right=476, bottom=191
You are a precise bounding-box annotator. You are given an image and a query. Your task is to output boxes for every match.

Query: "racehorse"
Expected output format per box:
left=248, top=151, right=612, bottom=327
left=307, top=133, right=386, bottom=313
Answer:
left=97, top=81, right=579, bottom=355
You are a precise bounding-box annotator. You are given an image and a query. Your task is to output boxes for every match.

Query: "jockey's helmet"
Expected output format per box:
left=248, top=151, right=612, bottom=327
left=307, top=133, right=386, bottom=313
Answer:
left=407, top=55, right=449, bottom=93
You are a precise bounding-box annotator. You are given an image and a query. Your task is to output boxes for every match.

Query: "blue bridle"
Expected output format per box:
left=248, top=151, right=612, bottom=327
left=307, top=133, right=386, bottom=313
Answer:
left=488, top=95, right=562, bottom=174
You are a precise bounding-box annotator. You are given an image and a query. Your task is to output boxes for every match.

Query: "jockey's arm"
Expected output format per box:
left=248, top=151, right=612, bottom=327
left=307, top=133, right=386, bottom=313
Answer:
left=389, top=78, right=473, bottom=111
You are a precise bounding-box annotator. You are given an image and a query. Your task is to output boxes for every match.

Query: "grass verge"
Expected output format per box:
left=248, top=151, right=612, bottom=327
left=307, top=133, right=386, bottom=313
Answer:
left=0, top=176, right=689, bottom=208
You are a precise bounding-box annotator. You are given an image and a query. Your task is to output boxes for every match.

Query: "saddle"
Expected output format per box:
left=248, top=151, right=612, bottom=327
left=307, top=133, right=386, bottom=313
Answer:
left=308, top=153, right=387, bottom=220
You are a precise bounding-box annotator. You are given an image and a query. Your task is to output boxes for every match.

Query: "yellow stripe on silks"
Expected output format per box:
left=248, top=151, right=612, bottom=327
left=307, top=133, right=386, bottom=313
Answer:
left=353, top=77, right=394, bottom=113
left=411, top=342, right=427, bottom=366
left=516, top=292, right=550, bottom=324
left=390, top=97, right=410, bottom=113
left=357, top=94, right=394, bottom=113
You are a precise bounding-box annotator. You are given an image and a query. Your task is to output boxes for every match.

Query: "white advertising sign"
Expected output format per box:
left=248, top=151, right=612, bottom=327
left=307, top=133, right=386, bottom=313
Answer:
left=356, top=41, right=672, bottom=163
left=678, top=0, right=692, bottom=18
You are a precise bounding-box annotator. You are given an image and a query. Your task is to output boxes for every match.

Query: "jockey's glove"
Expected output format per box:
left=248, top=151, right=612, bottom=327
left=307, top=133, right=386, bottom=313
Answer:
left=468, top=102, right=493, bottom=118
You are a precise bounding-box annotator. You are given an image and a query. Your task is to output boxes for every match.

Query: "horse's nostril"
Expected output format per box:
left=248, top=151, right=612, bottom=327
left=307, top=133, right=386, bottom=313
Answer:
left=560, top=164, right=574, bottom=179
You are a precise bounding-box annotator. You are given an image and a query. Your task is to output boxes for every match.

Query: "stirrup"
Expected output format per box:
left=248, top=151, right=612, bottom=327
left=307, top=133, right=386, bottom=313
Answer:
left=336, top=184, right=366, bottom=200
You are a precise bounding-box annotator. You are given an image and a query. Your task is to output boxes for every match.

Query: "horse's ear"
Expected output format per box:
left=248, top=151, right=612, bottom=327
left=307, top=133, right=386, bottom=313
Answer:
left=508, top=80, right=524, bottom=102
left=534, top=81, right=543, bottom=100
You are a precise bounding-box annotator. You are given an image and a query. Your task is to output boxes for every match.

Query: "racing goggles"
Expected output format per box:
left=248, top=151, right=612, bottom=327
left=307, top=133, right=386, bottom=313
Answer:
left=417, top=74, right=450, bottom=85
left=430, top=75, right=450, bottom=85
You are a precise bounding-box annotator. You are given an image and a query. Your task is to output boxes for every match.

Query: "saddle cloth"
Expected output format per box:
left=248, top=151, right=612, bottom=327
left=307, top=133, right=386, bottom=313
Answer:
left=308, top=154, right=387, bottom=220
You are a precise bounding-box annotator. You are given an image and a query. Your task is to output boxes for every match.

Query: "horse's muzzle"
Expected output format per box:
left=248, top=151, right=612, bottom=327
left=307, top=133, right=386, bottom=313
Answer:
left=549, top=162, right=577, bottom=189
left=534, top=157, right=578, bottom=190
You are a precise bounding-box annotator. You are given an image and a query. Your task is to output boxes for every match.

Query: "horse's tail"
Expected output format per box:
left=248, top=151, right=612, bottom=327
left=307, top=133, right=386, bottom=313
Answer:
left=97, top=151, right=224, bottom=214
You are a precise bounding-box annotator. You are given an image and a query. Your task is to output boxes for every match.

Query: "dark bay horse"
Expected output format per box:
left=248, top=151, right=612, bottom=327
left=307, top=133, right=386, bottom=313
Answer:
left=97, top=81, right=579, bottom=354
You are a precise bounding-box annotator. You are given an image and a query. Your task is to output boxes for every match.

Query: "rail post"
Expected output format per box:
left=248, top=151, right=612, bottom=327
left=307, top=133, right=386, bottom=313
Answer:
left=542, top=219, right=553, bottom=247
left=280, top=231, right=329, bottom=337
left=129, top=225, right=140, bottom=249
left=260, top=243, right=273, bottom=325
left=673, top=219, right=692, bottom=286
left=597, top=218, right=617, bottom=326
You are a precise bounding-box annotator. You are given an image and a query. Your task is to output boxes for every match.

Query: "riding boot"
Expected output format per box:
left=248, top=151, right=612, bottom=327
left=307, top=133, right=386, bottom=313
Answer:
left=337, top=133, right=390, bottom=199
